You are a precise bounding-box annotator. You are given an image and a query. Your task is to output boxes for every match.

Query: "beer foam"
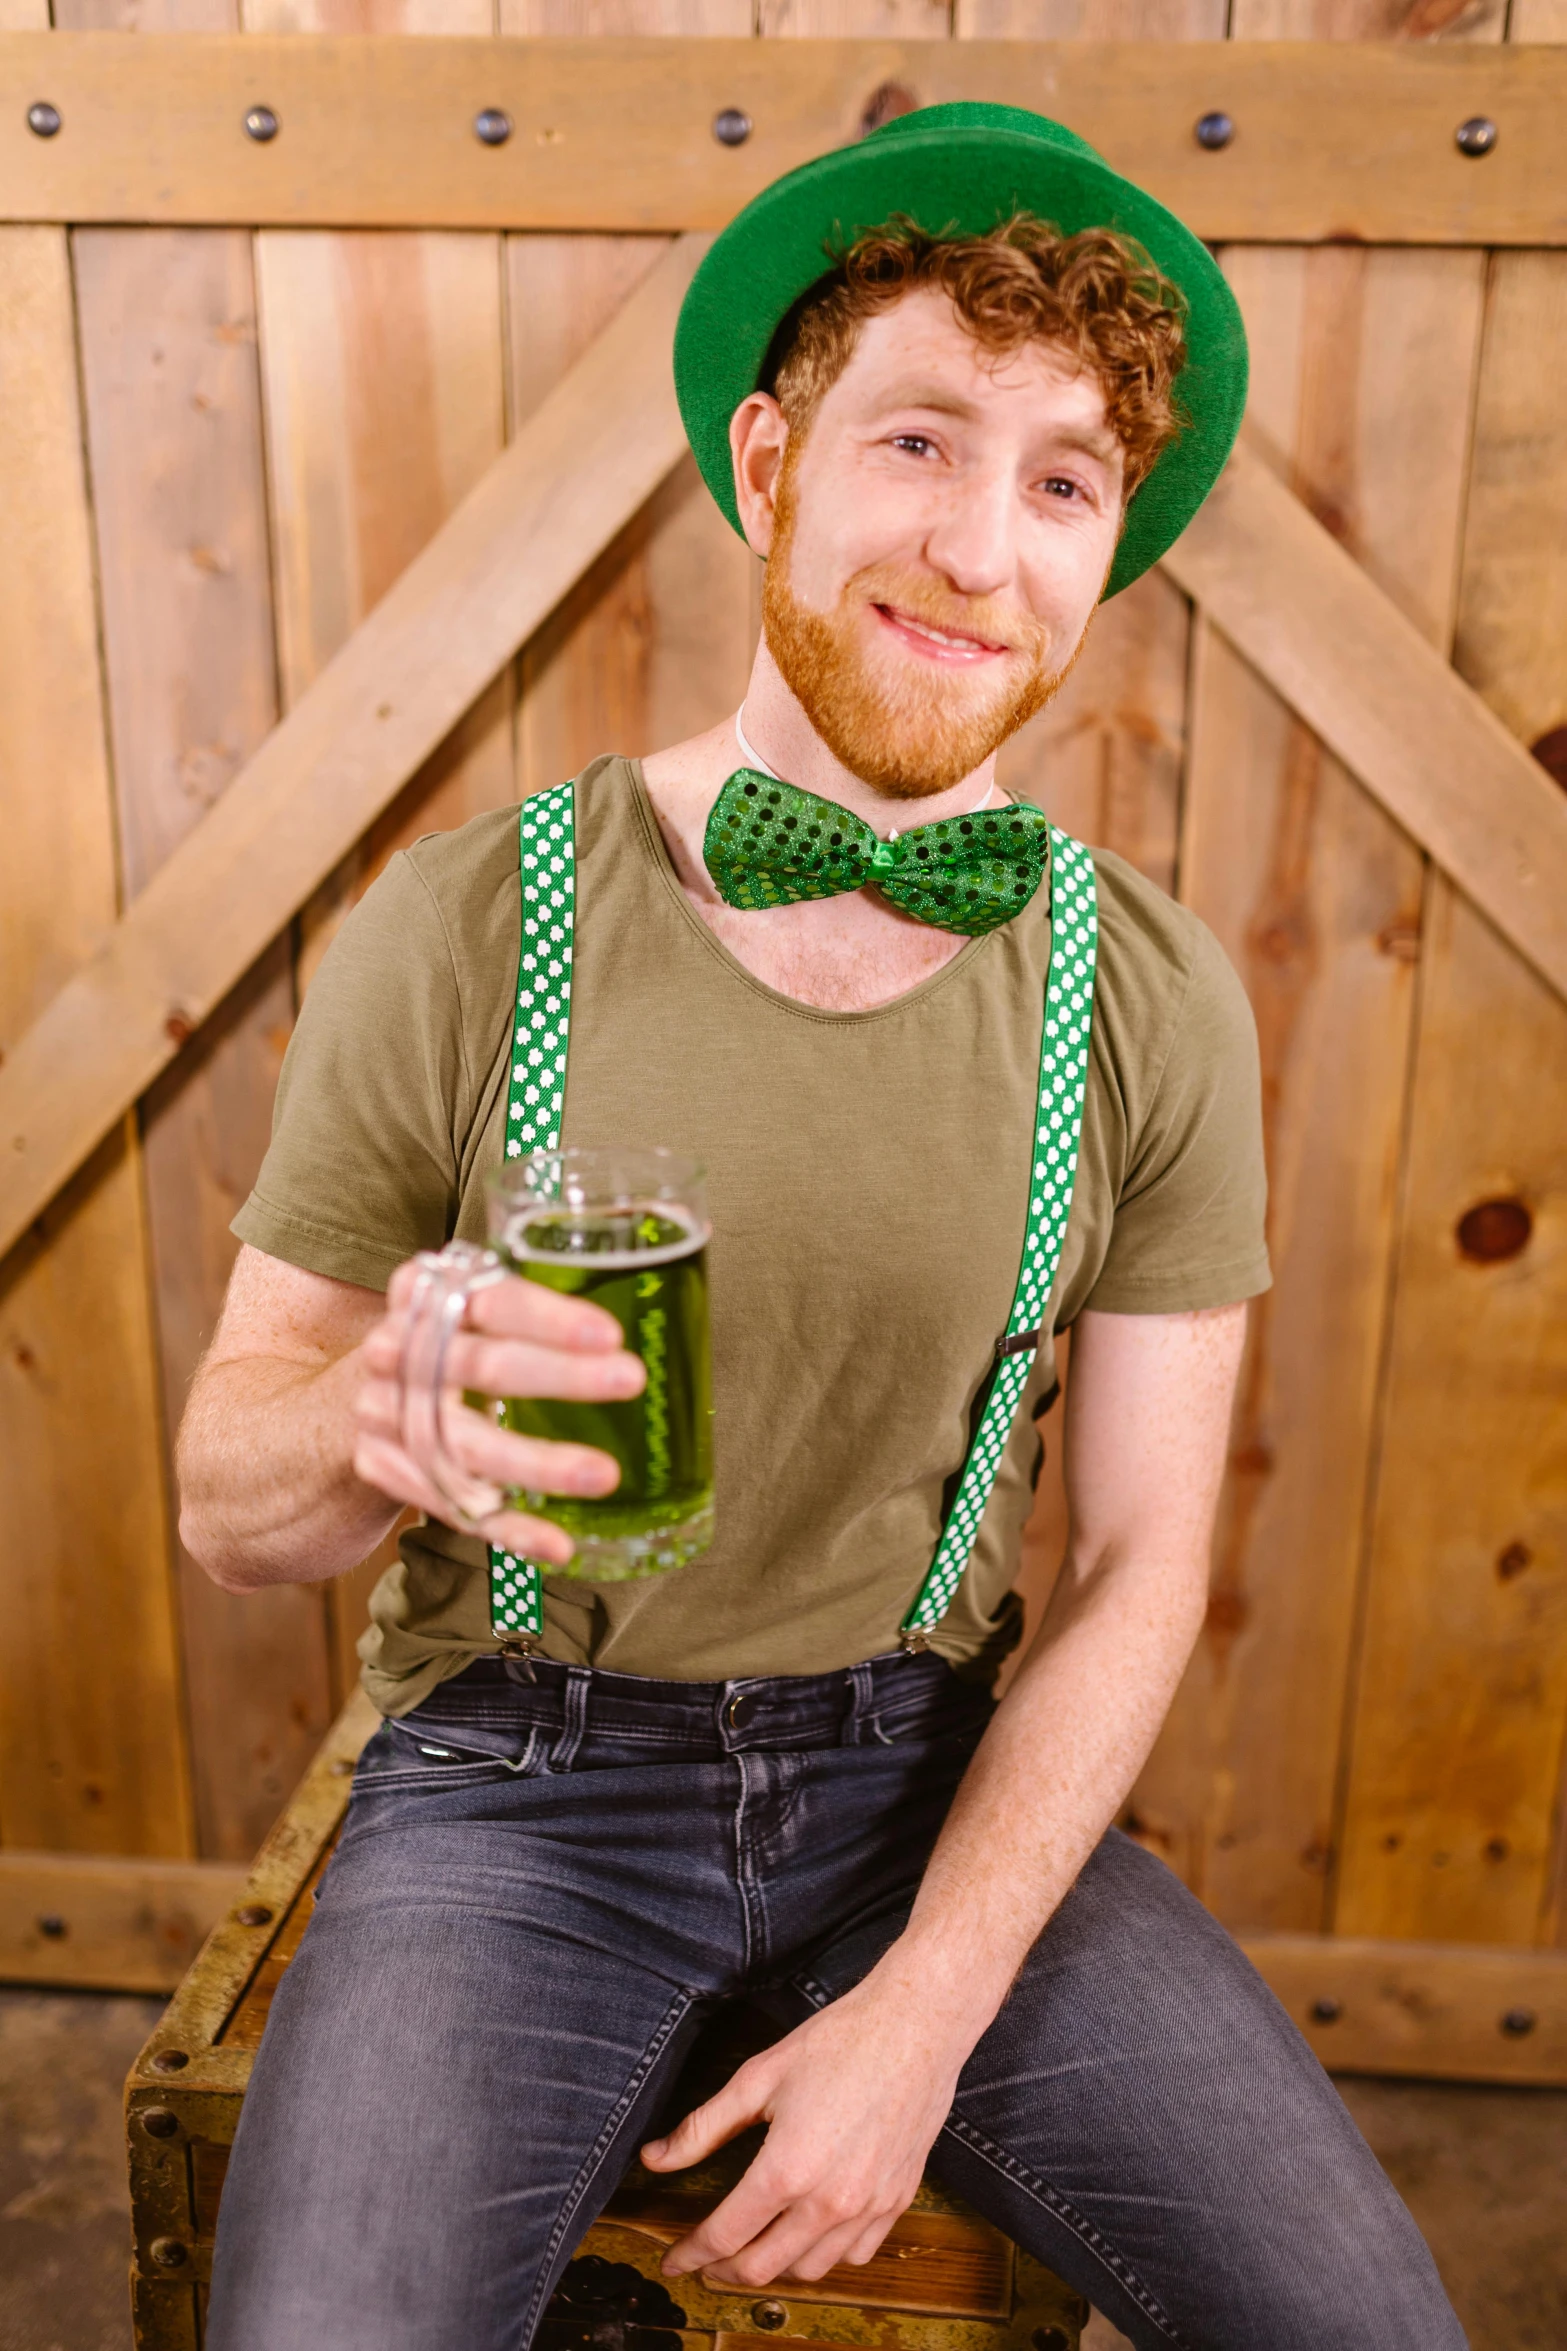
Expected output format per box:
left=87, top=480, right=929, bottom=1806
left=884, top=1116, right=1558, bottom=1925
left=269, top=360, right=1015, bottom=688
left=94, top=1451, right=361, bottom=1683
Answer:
left=500, top=1197, right=710, bottom=1272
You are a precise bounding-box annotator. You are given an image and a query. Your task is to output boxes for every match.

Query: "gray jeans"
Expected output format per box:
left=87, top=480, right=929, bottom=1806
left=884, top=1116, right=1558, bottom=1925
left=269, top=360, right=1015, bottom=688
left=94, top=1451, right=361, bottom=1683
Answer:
left=208, top=1650, right=1466, bottom=2351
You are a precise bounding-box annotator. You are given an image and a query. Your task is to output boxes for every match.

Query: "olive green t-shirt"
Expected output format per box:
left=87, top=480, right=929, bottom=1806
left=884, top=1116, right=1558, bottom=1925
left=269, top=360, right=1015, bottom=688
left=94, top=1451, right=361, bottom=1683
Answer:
left=234, top=756, right=1269, bottom=1713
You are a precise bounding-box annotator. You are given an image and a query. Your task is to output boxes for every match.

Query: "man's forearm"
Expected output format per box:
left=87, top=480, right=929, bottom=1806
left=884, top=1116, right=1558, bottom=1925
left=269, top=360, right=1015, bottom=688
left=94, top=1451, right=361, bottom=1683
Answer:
left=178, top=1349, right=400, bottom=1591
left=870, top=1539, right=1207, bottom=2046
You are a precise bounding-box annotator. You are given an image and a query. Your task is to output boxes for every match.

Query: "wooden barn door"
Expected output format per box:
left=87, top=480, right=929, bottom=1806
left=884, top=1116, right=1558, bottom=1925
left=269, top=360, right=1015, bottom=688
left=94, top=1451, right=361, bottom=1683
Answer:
left=0, top=4, right=1562, bottom=2068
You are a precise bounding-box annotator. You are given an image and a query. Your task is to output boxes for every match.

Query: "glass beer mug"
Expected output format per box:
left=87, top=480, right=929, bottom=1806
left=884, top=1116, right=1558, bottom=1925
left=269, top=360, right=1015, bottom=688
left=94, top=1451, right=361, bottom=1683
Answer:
left=398, top=1148, right=714, bottom=1580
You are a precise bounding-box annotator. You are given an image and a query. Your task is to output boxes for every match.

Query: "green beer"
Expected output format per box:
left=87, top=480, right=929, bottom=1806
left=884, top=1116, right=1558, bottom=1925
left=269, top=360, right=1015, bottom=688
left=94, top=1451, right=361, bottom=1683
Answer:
left=485, top=1154, right=714, bottom=1579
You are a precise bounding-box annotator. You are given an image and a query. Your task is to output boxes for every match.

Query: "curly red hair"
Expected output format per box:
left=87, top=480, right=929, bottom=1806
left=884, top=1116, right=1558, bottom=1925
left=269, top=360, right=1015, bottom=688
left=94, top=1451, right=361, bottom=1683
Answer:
left=765, top=212, right=1189, bottom=495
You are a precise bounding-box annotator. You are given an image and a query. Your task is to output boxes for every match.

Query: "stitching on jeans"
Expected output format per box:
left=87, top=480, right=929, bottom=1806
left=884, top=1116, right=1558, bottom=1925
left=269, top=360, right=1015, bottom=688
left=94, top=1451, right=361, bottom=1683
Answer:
left=550, top=1667, right=592, bottom=1772
left=940, top=2113, right=1193, bottom=2348
left=517, top=1988, right=696, bottom=2351
left=762, top=1754, right=809, bottom=1851
left=733, top=1755, right=759, bottom=1976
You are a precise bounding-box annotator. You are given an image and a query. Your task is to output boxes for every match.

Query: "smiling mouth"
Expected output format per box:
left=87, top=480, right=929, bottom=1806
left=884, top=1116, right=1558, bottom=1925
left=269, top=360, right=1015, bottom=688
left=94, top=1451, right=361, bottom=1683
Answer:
left=873, top=603, right=1012, bottom=662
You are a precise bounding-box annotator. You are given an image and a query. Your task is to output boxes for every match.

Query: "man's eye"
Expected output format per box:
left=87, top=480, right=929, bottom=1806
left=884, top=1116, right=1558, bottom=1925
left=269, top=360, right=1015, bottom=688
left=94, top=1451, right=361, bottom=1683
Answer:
left=892, top=434, right=936, bottom=456
left=1042, top=475, right=1081, bottom=500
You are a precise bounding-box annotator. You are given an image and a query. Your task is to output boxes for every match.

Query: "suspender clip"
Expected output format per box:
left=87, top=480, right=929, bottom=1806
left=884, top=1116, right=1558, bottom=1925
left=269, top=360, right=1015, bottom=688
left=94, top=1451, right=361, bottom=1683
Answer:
left=899, top=1625, right=932, bottom=1654
left=497, top=1633, right=543, bottom=1679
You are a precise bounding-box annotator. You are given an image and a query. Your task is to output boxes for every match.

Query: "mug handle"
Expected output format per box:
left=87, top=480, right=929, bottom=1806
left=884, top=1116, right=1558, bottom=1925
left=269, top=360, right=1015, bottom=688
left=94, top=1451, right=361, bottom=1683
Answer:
left=399, top=1241, right=509, bottom=1532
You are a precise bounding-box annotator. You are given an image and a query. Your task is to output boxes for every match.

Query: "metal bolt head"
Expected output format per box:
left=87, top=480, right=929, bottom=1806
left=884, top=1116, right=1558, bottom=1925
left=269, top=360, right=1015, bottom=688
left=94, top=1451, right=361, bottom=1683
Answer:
left=27, top=102, right=61, bottom=138
left=244, top=106, right=279, bottom=143
left=1311, top=1996, right=1343, bottom=2024
left=751, top=2301, right=788, bottom=2331
left=474, top=108, right=512, bottom=147
left=1501, top=2006, right=1536, bottom=2037
left=141, top=2107, right=180, bottom=2140
left=235, top=1903, right=273, bottom=1928
left=713, top=107, right=753, bottom=148
left=1455, top=116, right=1497, bottom=158
left=36, top=1914, right=66, bottom=1939
left=1195, top=111, right=1234, bottom=151
left=150, top=2048, right=189, bottom=2074
left=150, top=2237, right=188, bottom=2270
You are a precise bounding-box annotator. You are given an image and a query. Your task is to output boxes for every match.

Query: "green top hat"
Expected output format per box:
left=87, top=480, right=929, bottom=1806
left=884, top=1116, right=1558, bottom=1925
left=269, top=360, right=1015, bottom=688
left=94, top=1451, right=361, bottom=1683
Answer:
left=674, top=101, right=1246, bottom=601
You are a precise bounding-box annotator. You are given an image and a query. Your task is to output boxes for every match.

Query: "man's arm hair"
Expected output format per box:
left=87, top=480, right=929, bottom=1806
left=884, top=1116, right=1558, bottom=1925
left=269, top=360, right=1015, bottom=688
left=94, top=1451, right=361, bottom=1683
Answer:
left=177, top=1246, right=398, bottom=1593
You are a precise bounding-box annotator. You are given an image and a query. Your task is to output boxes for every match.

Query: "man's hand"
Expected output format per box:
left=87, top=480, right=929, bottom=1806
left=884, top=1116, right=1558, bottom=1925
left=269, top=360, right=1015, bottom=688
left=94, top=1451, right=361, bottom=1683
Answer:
left=352, top=1257, right=647, bottom=1565
left=644, top=1975, right=965, bottom=2288
left=178, top=1244, right=646, bottom=1589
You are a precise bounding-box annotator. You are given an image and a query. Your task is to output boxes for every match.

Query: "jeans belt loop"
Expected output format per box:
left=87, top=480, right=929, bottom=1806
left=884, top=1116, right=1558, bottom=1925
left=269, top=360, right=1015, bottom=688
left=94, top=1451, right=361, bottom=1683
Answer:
left=549, top=1664, right=591, bottom=1772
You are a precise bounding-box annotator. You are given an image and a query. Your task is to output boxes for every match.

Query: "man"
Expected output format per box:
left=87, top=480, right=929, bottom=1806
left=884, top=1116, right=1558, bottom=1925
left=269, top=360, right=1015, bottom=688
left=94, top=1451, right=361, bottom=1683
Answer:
left=181, top=104, right=1465, bottom=2351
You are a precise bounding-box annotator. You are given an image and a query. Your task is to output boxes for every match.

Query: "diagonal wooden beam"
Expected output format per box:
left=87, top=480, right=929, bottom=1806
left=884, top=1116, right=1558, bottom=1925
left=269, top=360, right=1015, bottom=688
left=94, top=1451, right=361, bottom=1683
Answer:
left=2, top=273, right=1565, bottom=1267
left=1162, top=445, right=1567, bottom=1006
left=0, top=233, right=704, bottom=1266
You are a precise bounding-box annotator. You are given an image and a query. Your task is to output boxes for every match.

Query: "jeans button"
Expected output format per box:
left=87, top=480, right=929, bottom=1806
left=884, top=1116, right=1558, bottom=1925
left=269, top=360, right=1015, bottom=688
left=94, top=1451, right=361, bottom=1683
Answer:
left=726, top=1693, right=751, bottom=1730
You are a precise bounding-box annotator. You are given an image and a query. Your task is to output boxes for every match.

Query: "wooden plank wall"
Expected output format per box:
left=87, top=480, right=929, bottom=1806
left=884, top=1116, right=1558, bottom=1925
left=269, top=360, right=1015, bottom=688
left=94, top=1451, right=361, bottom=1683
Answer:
left=0, top=0, right=1561, bottom=1994
left=1132, top=0, right=1498, bottom=1932
left=0, top=0, right=193, bottom=1863
left=1331, top=0, right=1567, bottom=1950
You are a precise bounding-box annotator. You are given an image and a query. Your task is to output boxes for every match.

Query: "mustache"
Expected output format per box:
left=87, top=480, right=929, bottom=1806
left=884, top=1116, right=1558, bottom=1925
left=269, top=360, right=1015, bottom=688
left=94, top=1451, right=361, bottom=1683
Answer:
left=844, top=563, right=1048, bottom=660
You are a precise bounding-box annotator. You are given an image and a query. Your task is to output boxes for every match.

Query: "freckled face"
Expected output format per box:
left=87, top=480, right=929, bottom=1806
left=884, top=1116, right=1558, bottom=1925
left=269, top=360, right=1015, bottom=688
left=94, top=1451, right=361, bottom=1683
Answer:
left=763, top=287, right=1126, bottom=799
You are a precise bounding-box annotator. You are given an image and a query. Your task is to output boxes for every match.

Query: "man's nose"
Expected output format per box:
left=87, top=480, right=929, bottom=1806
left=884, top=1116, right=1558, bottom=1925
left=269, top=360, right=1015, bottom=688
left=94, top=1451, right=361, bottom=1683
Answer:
left=920, top=465, right=1017, bottom=600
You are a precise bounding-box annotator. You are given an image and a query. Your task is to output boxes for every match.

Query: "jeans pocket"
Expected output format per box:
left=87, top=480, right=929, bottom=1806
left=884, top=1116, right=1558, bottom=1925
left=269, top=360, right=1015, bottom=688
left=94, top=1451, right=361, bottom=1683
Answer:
left=870, top=1689, right=995, bottom=1747
left=353, top=1717, right=545, bottom=1794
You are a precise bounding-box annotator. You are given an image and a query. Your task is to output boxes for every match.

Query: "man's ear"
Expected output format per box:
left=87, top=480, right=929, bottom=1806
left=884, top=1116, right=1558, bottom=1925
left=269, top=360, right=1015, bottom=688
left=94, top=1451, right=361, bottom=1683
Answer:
left=730, top=392, right=789, bottom=558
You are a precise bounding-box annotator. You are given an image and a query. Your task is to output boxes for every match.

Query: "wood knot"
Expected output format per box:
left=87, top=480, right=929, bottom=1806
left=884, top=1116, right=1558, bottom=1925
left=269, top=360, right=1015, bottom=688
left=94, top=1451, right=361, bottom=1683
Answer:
left=1400, top=0, right=1487, bottom=37
left=1496, top=1541, right=1532, bottom=1581
left=164, top=1009, right=195, bottom=1046
left=858, top=81, right=920, bottom=137
left=1206, top=1587, right=1248, bottom=1637
left=1530, top=724, right=1567, bottom=793
left=1455, top=1197, right=1532, bottom=1264
left=1250, top=914, right=1310, bottom=968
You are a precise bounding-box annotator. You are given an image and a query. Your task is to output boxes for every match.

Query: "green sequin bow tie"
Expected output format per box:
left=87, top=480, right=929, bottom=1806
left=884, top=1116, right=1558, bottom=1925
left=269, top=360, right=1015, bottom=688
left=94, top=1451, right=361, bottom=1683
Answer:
left=703, top=771, right=1051, bottom=939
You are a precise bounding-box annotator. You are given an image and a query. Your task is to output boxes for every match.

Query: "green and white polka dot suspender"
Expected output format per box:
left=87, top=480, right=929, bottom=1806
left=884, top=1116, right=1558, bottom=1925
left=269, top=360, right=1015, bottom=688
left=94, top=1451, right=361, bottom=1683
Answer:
left=488, top=781, right=575, bottom=1644
left=488, top=780, right=1100, bottom=1650
left=903, top=827, right=1099, bottom=1640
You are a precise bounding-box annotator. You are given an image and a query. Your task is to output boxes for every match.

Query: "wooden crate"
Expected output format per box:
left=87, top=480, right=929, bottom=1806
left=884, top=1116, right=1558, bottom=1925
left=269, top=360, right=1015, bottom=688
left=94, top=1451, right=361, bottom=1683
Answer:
left=124, top=1697, right=1086, bottom=2351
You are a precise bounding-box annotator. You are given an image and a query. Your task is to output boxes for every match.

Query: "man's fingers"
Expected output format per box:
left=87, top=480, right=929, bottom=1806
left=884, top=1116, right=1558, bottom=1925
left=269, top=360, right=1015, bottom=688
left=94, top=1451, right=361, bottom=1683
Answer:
left=442, top=1332, right=645, bottom=1405
left=642, top=2063, right=773, bottom=2178
left=433, top=1399, right=621, bottom=1497
left=698, top=2206, right=865, bottom=2291
left=350, top=1433, right=577, bottom=1563
left=697, top=2194, right=904, bottom=2290
left=355, top=1382, right=620, bottom=1499
left=468, top=1275, right=623, bottom=1352
left=383, top=1261, right=622, bottom=1353
left=782, top=2217, right=875, bottom=2284
left=384, top=1262, right=420, bottom=1312
left=658, top=2169, right=787, bottom=2281
left=839, top=2216, right=897, bottom=2269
